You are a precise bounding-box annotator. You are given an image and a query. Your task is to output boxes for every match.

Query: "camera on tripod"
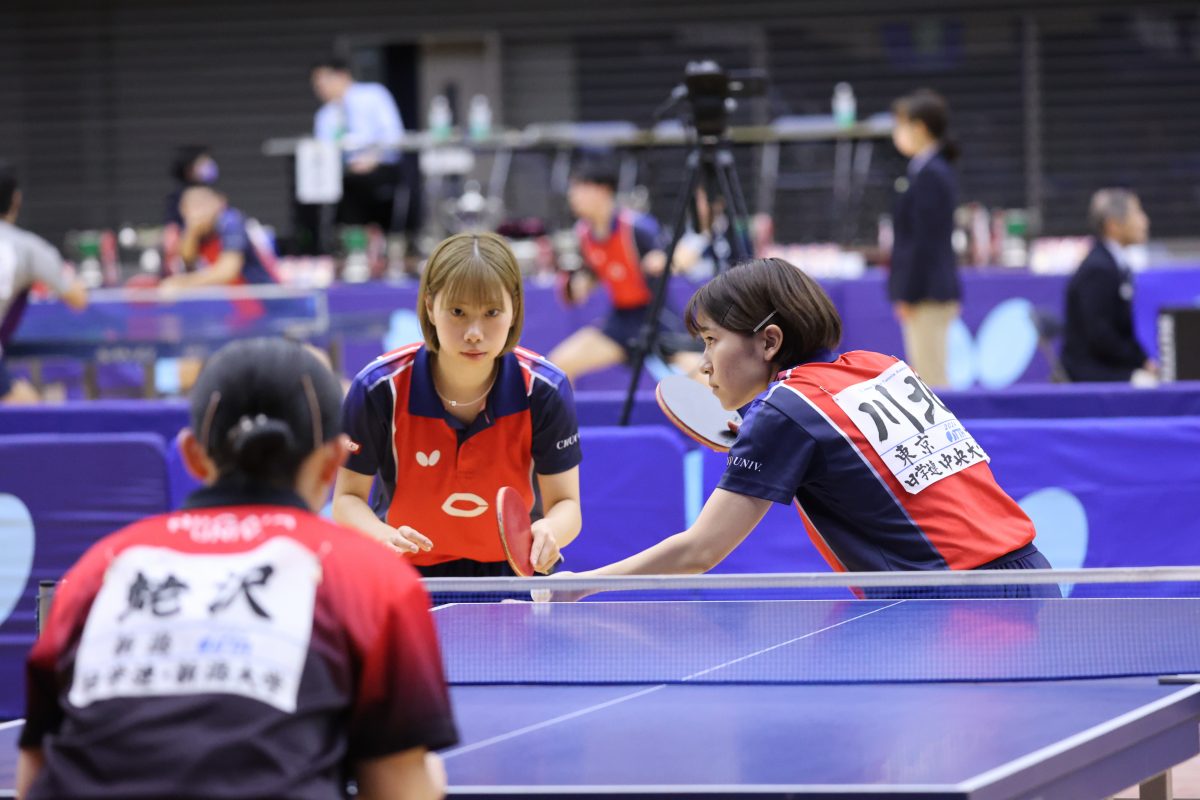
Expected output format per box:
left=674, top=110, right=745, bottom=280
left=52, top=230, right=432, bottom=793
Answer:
left=621, top=60, right=765, bottom=425
left=666, top=60, right=768, bottom=138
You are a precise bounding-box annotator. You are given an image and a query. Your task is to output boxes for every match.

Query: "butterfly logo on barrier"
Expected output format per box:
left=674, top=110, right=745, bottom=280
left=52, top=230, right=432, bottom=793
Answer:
left=945, top=298, right=1043, bottom=389
left=416, top=450, right=441, bottom=467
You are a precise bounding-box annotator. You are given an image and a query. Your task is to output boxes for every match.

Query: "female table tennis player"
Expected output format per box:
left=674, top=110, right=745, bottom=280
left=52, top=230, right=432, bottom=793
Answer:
left=333, top=232, right=582, bottom=577
left=579, top=257, right=1058, bottom=598
left=19, top=338, right=456, bottom=800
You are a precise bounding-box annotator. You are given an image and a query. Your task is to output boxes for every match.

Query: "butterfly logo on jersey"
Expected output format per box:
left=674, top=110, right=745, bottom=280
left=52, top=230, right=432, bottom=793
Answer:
left=416, top=450, right=441, bottom=467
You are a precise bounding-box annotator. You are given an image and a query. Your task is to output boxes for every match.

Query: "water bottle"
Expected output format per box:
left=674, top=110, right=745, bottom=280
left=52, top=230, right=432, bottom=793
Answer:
left=832, top=82, right=856, bottom=129
left=428, top=95, right=452, bottom=141
left=468, top=94, right=492, bottom=140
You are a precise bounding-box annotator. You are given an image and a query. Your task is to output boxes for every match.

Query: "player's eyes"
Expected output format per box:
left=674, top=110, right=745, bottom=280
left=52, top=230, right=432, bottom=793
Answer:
left=450, top=308, right=464, bottom=316
left=486, top=308, right=501, bottom=317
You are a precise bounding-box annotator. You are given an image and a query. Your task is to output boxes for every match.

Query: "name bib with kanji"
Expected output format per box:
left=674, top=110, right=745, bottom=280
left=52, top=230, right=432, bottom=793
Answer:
left=69, top=537, right=319, bottom=712
left=830, top=361, right=989, bottom=494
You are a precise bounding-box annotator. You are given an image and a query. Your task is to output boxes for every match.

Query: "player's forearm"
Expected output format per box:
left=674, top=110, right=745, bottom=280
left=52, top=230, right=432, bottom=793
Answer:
left=332, top=494, right=397, bottom=544
left=542, top=498, right=582, bottom=549
left=16, top=747, right=45, bottom=799
left=178, top=230, right=201, bottom=263
left=593, top=530, right=718, bottom=577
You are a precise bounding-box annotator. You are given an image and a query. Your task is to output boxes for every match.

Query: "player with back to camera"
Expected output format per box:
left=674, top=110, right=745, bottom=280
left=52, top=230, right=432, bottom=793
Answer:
left=19, top=337, right=457, bottom=800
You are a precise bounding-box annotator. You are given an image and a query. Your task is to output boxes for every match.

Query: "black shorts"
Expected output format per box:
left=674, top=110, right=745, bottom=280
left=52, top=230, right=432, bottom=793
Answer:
left=416, top=559, right=516, bottom=578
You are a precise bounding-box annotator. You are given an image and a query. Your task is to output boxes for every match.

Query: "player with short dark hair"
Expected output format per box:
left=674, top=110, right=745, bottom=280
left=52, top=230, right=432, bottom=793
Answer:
left=18, top=338, right=457, bottom=800
left=578, top=258, right=1057, bottom=598
left=333, top=232, right=583, bottom=577
left=549, top=156, right=699, bottom=384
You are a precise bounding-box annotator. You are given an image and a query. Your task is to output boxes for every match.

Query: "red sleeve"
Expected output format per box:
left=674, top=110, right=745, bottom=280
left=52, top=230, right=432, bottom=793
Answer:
left=20, top=540, right=115, bottom=748
left=347, top=565, right=458, bottom=758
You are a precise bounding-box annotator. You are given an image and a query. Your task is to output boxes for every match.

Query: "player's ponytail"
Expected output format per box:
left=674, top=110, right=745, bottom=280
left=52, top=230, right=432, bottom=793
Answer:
left=225, top=414, right=301, bottom=486
left=190, top=338, right=343, bottom=489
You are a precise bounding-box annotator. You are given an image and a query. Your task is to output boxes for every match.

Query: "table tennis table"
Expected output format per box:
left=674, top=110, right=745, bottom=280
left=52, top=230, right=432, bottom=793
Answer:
left=1, top=597, right=1197, bottom=799
left=5, top=286, right=391, bottom=397
left=434, top=597, right=1200, bottom=799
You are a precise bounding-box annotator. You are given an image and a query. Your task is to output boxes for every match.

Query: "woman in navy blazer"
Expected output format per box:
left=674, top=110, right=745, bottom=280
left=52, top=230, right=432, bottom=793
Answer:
left=888, top=89, right=961, bottom=387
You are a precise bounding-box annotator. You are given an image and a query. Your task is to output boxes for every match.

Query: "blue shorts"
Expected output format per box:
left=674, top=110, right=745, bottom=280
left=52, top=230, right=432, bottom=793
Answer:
left=600, top=306, right=694, bottom=360
left=0, top=357, right=13, bottom=399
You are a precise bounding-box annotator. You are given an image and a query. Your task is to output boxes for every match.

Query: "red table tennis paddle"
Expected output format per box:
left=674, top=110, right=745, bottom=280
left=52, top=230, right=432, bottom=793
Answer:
left=656, top=374, right=742, bottom=453
left=496, top=486, right=538, bottom=577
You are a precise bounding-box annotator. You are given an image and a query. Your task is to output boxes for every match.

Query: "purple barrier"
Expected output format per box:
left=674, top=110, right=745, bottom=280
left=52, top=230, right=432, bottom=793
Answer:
left=15, top=266, right=1200, bottom=396
left=568, top=427, right=691, bottom=571
left=0, top=434, right=173, bottom=718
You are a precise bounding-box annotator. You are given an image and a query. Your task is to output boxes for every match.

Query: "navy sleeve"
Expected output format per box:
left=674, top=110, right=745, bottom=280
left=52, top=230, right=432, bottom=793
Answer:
left=530, top=374, right=582, bottom=475
left=342, top=373, right=385, bottom=477
left=717, top=398, right=821, bottom=505
left=632, top=213, right=663, bottom=259
left=215, top=209, right=250, bottom=256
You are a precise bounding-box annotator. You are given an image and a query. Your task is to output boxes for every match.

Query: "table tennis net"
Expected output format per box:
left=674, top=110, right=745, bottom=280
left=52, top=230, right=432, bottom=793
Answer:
left=426, top=568, right=1200, bottom=686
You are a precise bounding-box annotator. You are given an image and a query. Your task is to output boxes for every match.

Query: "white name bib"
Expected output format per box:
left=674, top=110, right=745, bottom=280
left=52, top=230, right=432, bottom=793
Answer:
left=70, top=538, right=320, bottom=713
left=831, top=361, right=989, bottom=494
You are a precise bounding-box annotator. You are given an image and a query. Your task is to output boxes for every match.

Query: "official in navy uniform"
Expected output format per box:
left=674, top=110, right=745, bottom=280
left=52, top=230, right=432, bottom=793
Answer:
left=1060, top=189, right=1155, bottom=383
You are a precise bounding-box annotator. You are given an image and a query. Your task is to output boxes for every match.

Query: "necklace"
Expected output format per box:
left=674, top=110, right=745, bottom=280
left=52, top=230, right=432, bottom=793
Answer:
left=434, top=373, right=496, bottom=408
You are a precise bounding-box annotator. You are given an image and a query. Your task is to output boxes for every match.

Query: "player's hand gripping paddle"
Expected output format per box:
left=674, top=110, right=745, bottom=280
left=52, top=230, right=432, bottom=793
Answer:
left=496, top=486, right=564, bottom=577
left=656, top=374, right=742, bottom=453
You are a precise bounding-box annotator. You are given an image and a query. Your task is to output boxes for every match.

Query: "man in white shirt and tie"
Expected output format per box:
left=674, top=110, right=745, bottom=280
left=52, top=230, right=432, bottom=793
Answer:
left=311, top=57, right=406, bottom=235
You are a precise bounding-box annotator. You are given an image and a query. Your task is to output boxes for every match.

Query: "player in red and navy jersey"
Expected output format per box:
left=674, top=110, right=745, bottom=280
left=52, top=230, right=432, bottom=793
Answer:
left=333, top=232, right=583, bottom=577
left=18, top=338, right=457, bottom=800
left=549, top=157, right=700, bottom=384
left=160, top=186, right=279, bottom=289
left=582, top=258, right=1058, bottom=598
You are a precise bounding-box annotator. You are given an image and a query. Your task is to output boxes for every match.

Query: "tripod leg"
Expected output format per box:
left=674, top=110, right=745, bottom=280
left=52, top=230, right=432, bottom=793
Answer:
left=714, top=148, right=756, bottom=265
left=618, top=151, right=702, bottom=426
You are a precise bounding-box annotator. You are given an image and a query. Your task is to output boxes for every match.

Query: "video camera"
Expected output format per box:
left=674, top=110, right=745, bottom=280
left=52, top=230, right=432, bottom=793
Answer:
left=659, top=60, right=768, bottom=138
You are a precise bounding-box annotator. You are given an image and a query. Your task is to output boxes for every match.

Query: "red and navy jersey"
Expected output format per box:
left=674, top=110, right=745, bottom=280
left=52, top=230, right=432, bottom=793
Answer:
left=719, top=350, right=1035, bottom=572
left=342, top=344, right=582, bottom=566
left=21, top=483, right=457, bottom=800
left=197, top=208, right=279, bottom=285
left=575, top=209, right=661, bottom=310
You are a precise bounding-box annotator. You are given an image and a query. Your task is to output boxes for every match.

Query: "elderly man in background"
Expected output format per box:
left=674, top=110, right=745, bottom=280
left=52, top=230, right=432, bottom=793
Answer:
left=1060, top=188, right=1156, bottom=384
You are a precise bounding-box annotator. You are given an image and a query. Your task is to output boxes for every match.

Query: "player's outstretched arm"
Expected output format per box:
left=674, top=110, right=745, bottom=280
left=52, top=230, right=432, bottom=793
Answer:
left=593, top=488, right=771, bottom=576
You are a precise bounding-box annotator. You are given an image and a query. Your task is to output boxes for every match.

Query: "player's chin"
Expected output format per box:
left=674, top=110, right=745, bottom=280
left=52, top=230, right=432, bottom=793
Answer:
left=710, top=386, right=736, bottom=411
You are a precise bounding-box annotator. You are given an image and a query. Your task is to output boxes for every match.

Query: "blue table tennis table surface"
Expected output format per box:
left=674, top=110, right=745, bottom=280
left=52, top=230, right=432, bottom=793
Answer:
left=2, top=598, right=1198, bottom=798
left=435, top=598, right=1200, bottom=799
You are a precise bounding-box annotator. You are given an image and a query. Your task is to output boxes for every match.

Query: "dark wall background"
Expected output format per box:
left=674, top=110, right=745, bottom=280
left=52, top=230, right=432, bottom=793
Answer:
left=1, top=0, right=1197, bottom=247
